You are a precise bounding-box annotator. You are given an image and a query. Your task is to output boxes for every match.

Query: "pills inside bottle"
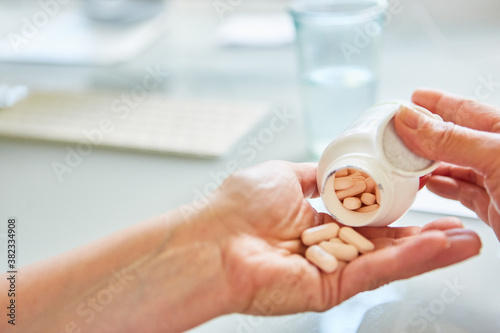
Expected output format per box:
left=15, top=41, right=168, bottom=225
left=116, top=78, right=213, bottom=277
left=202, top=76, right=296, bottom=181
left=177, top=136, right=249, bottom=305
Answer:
left=334, top=168, right=380, bottom=213
left=317, top=101, right=443, bottom=227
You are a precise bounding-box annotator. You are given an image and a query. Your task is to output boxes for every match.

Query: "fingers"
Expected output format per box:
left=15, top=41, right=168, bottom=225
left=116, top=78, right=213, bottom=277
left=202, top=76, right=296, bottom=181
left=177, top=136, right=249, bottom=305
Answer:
left=360, top=218, right=463, bottom=249
left=412, top=88, right=500, bottom=133
left=290, top=162, right=319, bottom=198
left=339, top=229, right=481, bottom=302
left=339, top=230, right=449, bottom=301
left=420, top=216, right=464, bottom=232
left=357, top=217, right=464, bottom=240
left=424, top=229, right=482, bottom=269
left=426, top=176, right=488, bottom=221
left=432, top=163, right=485, bottom=187
left=355, top=225, right=421, bottom=240
left=419, top=174, right=431, bottom=190
left=394, top=105, right=500, bottom=174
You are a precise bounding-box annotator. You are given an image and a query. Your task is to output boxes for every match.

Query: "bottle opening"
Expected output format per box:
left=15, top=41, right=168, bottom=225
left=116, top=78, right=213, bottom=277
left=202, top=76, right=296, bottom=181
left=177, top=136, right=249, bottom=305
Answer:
left=323, top=167, right=382, bottom=226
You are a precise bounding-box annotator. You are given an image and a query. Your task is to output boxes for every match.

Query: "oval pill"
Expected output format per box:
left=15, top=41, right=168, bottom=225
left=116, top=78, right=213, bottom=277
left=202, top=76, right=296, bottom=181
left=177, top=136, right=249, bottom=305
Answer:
left=319, top=241, right=359, bottom=261
left=335, top=169, right=349, bottom=177
left=335, top=181, right=366, bottom=200
left=356, top=204, right=379, bottom=213
left=365, top=177, right=376, bottom=193
left=301, top=223, right=340, bottom=246
left=350, top=175, right=367, bottom=181
left=305, top=245, right=338, bottom=273
left=343, top=197, right=362, bottom=210
left=348, top=169, right=362, bottom=176
left=334, top=177, right=354, bottom=190
left=339, top=227, right=375, bottom=254
left=361, top=193, right=376, bottom=206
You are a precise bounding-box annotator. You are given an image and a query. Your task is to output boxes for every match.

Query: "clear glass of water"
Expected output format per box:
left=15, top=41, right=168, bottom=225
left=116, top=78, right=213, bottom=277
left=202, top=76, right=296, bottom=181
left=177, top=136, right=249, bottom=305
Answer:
left=290, top=0, right=388, bottom=159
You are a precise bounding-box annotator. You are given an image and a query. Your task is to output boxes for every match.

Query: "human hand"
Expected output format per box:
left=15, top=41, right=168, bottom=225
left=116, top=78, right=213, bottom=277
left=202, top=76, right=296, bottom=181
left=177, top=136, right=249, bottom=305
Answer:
left=209, top=161, right=481, bottom=316
left=394, top=89, right=500, bottom=241
left=7, top=159, right=480, bottom=333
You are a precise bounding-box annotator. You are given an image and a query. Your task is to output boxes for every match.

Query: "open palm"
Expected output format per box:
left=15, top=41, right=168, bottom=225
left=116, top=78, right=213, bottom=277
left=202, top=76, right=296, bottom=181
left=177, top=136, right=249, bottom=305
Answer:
left=210, top=161, right=481, bottom=315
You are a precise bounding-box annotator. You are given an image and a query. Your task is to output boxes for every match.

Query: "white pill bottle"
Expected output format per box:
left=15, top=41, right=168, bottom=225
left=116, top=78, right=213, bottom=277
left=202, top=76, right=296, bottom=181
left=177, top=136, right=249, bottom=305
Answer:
left=317, top=101, right=442, bottom=227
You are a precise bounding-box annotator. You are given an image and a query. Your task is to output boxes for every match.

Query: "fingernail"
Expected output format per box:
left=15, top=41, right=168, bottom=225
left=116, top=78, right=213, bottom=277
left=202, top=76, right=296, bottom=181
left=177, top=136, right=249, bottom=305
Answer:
left=398, top=106, right=427, bottom=130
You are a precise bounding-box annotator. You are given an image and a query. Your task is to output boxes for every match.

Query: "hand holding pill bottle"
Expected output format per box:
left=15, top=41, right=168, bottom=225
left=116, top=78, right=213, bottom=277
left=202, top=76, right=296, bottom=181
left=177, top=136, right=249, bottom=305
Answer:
left=317, top=101, right=443, bottom=227
left=395, top=88, right=500, bottom=242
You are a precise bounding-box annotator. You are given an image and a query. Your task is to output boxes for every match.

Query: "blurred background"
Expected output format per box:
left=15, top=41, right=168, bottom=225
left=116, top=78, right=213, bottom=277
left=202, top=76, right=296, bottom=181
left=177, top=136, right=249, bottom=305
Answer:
left=1, top=0, right=500, bottom=332
left=1, top=0, right=498, bottom=101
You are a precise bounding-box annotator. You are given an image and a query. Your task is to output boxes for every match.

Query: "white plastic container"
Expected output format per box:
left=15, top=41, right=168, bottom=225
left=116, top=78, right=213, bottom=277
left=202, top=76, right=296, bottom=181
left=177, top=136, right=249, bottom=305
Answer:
left=317, top=101, right=442, bottom=227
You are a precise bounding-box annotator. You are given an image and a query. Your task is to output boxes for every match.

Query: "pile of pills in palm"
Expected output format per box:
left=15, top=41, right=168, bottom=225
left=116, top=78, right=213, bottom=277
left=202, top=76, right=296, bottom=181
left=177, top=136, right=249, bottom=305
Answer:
left=301, top=223, right=374, bottom=273
left=334, top=168, right=380, bottom=213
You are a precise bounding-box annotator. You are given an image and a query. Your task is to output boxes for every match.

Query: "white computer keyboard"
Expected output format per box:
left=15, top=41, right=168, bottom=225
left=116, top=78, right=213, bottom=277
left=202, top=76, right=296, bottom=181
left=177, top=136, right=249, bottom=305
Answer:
left=0, top=90, right=270, bottom=157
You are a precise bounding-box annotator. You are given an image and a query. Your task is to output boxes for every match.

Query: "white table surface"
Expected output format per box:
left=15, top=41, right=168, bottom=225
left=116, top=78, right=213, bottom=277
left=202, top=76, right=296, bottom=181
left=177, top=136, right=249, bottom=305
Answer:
left=1, top=1, right=500, bottom=332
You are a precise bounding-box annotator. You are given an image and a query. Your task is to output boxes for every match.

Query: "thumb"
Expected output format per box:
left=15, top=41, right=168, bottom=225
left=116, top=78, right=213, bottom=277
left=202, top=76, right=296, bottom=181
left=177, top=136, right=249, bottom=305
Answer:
left=394, top=106, right=500, bottom=175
